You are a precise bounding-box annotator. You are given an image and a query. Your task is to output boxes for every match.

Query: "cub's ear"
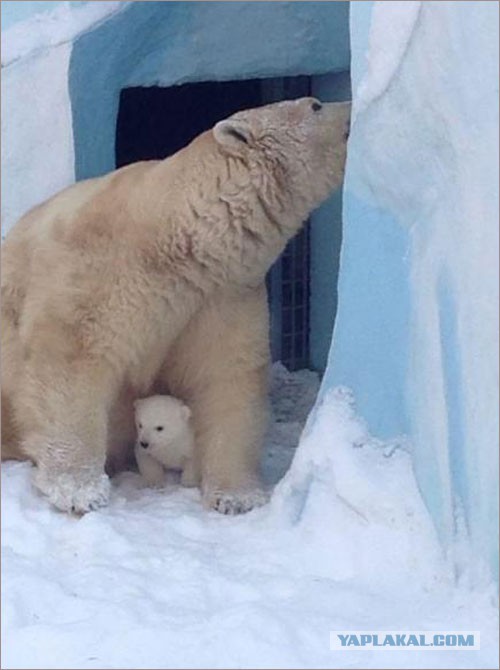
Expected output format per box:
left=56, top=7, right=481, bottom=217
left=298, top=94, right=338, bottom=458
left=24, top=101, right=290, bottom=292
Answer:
left=181, top=405, right=192, bottom=421
left=133, top=398, right=142, bottom=410
left=213, top=119, right=252, bottom=153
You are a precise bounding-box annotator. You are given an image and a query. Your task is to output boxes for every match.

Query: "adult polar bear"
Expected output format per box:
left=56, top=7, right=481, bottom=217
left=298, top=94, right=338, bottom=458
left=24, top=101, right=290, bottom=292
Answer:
left=1, top=98, right=350, bottom=514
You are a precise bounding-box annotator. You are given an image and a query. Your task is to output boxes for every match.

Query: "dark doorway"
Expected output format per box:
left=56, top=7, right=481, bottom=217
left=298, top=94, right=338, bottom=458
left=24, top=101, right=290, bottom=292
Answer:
left=115, top=77, right=312, bottom=370
left=116, top=80, right=263, bottom=167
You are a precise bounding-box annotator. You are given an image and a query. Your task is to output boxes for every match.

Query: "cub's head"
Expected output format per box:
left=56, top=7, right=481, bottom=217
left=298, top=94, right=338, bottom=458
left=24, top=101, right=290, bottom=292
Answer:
left=213, top=97, right=351, bottom=215
left=134, top=395, right=191, bottom=451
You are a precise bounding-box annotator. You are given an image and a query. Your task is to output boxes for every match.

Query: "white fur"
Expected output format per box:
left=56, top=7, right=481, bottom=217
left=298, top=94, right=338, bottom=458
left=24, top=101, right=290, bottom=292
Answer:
left=133, top=395, right=198, bottom=488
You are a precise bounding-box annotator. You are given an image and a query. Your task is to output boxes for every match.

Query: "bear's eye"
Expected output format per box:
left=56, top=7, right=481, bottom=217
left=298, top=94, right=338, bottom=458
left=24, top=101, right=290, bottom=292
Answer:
left=156, top=426, right=164, bottom=431
left=311, top=102, right=322, bottom=112
left=138, top=423, right=142, bottom=429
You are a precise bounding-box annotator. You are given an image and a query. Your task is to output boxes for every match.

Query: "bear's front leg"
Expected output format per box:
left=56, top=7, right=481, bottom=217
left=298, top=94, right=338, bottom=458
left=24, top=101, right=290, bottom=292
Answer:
left=197, top=371, right=270, bottom=514
left=161, top=285, right=270, bottom=514
left=17, top=359, right=115, bottom=514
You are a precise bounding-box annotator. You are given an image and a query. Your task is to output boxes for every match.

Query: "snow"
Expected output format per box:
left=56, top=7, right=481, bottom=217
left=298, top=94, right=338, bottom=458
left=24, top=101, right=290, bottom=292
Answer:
left=2, top=366, right=498, bottom=669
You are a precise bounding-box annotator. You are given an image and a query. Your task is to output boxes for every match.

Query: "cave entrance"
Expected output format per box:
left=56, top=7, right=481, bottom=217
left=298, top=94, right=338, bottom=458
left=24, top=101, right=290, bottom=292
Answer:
left=115, top=76, right=312, bottom=371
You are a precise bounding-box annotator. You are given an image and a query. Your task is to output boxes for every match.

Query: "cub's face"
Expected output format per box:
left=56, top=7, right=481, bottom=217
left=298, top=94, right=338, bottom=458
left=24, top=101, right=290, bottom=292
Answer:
left=134, top=395, right=191, bottom=452
left=213, top=97, right=351, bottom=208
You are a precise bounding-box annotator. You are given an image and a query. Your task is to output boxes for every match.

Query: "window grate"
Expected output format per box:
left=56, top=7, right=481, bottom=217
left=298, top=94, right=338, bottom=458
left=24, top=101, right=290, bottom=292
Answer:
left=270, top=223, right=310, bottom=371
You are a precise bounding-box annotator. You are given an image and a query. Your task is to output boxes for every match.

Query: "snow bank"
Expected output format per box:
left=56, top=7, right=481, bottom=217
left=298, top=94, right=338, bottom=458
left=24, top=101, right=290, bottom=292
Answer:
left=2, top=368, right=498, bottom=669
left=272, top=387, right=446, bottom=590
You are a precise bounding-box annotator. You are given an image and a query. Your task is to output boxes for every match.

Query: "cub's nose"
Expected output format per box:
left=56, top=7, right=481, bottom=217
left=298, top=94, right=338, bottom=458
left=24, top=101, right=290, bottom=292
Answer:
left=140, top=441, right=149, bottom=449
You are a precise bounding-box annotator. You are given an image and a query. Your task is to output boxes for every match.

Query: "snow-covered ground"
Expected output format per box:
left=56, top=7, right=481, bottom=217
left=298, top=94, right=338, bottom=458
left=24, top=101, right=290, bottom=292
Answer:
left=2, top=364, right=498, bottom=669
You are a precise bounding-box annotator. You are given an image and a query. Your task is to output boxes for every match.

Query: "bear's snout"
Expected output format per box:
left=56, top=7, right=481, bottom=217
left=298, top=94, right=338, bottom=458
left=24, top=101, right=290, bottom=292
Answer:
left=344, top=119, right=351, bottom=141
left=140, top=441, right=149, bottom=449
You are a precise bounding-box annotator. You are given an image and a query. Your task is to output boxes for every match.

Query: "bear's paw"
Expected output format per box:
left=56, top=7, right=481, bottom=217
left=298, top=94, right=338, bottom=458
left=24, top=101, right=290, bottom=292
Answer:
left=33, top=467, right=111, bottom=514
left=203, top=487, right=269, bottom=515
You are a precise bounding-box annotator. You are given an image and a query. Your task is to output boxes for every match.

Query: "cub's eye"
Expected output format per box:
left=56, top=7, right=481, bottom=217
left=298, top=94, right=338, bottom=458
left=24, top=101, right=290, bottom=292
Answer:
left=311, top=102, right=322, bottom=112
left=156, top=426, right=164, bottom=432
left=138, top=423, right=142, bottom=429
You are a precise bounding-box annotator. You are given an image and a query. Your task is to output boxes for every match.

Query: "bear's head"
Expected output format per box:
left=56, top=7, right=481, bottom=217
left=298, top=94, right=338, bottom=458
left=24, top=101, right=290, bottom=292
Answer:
left=213, top=97, right=351, bottom=221
left=134, top=395, right=191, bottom=451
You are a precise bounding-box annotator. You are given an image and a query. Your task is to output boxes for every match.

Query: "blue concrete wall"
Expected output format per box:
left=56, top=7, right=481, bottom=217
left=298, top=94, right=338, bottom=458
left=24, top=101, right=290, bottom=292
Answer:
left=69, top=1, right=350, bottom=181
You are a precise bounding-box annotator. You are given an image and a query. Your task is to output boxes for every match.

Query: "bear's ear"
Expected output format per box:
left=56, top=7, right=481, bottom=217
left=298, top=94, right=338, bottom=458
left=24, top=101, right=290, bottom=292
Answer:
left=133, top=398, right=142, bottom=410
left=181, top=405, right=192, bottom=421
left=213, top=119, right=252, bottom=153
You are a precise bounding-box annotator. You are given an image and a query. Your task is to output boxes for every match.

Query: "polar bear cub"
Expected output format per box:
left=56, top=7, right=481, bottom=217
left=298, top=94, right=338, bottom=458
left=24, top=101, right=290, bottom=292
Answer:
left=133, top=395, right=198, bottom=488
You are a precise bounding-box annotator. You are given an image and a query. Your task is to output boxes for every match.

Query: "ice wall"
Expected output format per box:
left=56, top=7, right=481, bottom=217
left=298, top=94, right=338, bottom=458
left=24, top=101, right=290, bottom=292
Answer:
left=324, top=0, right=498, bottom=581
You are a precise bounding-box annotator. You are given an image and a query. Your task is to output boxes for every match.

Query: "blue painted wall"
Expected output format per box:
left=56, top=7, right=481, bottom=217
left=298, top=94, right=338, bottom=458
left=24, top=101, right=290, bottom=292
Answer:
left=322, top=194, right=412, bottom=439
left=320, top=1, right=413, bottom=441
left=69, top=1, right=350, bottom=180
left=326, top=0, right=499, bottom=581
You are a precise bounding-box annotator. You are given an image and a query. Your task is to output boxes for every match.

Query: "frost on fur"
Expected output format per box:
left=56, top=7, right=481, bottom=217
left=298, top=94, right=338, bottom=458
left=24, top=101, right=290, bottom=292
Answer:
left=33, top=466, right=110, bottom=514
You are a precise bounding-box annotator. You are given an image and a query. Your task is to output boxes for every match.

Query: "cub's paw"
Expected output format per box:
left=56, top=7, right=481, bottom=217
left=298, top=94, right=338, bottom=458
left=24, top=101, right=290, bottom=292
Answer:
left=203, top=487, right=269, bottom=515
left=33, top=468, right=111, bottom=514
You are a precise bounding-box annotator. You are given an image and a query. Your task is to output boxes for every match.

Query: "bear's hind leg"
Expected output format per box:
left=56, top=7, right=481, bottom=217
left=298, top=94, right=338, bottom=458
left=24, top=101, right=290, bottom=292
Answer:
left=195, top=368, right=270, bottom=514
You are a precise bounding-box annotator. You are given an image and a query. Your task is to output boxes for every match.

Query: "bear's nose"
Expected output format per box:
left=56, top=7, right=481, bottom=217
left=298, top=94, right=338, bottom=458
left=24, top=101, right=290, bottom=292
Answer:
left=344, top=119, right=351, bottom=141
left=140, top=441, right=149, bottom=449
